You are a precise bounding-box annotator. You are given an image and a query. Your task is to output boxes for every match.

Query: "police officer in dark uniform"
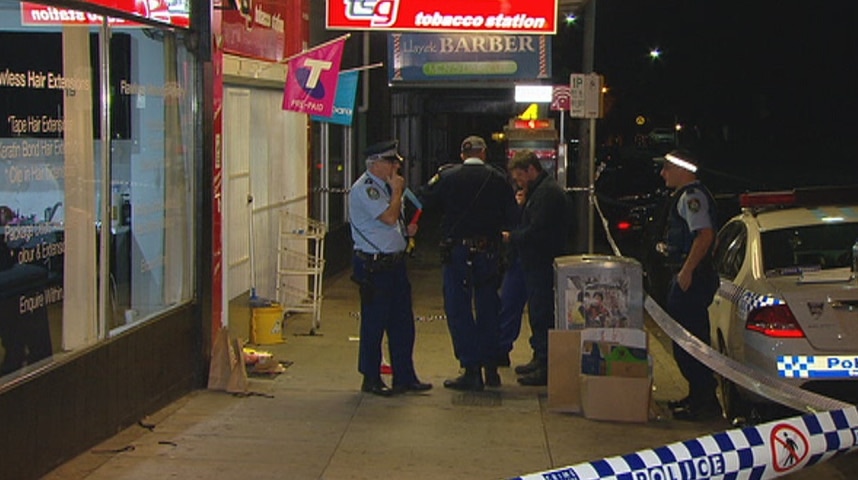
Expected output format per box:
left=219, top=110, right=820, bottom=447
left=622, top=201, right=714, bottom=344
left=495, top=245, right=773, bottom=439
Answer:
left=421, top=135, right=516, bottom=391
left=655, top=149, right=721, bottom=420
left=349, top=140, right=432, bottom=397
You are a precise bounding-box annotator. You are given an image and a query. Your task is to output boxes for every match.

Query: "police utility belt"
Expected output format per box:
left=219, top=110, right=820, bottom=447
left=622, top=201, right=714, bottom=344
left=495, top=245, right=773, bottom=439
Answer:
left=355, top=250, right=406, bottom=271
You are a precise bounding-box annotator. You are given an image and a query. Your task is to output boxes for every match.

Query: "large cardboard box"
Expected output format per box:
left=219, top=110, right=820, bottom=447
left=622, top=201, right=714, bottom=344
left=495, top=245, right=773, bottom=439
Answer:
left=547, top=330, right=581, bottom=413
left=580, top=374, right=652, bottom=423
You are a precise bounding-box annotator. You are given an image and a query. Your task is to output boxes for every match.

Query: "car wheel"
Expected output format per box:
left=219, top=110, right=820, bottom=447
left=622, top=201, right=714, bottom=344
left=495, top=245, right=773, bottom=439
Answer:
left=716, top=335, right=748, bottom=425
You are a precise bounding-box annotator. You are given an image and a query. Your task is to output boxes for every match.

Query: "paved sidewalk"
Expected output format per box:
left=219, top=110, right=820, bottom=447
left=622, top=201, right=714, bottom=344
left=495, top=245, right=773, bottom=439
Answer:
left=44, top=247, right=856, bottom=479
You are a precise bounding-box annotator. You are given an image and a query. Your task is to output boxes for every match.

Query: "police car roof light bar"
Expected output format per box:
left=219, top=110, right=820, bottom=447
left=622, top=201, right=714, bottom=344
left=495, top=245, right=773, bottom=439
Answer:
left=740, top=186, right=858, bottom=209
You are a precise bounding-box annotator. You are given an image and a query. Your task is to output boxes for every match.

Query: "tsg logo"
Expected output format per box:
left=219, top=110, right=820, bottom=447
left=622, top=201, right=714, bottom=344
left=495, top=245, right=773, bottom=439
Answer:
left=343, top=0, right=400, bottom=27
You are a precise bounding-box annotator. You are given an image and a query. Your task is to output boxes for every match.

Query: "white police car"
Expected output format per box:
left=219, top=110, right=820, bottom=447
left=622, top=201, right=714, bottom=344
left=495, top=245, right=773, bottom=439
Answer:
left=708, top=187, right=858, bottom=421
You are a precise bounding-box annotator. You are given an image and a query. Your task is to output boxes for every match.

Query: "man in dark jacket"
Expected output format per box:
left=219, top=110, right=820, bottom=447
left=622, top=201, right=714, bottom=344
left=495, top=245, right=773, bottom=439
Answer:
left=421, top=135, right=516, bottom=391
left=503, top=150, right=569, bottom=386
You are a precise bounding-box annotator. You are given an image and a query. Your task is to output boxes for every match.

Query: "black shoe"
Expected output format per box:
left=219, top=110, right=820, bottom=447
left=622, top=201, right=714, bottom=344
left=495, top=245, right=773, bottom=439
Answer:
left=514, top=357, right=543, bottom=375
left=517, top=367, right=548, bottom=386
left=672, top=401, right=721, bottom=421
left=361, top=377, right=394, bottom=397
left=443, top=368, right=484, bottom=391
left=496, top=353, right=511, bottom=367
left=484, top=367, right=501, bottom=387
left=393, top=380, right=433, bottom=394
left=668, top=396, right=691, bottom=412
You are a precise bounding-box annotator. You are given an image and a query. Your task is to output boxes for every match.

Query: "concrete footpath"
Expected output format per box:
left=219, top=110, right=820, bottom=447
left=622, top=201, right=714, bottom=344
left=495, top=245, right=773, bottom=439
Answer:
left=44, top=246, right=857, bottom=479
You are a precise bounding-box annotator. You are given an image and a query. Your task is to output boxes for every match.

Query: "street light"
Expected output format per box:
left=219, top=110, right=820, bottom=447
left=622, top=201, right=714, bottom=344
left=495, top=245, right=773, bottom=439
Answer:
left=649, top=48, right=662, bottom=60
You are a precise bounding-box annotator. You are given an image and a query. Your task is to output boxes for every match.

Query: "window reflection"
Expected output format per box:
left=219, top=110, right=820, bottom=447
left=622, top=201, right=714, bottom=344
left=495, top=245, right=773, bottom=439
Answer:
left=0, top=0, right=196, bottom=380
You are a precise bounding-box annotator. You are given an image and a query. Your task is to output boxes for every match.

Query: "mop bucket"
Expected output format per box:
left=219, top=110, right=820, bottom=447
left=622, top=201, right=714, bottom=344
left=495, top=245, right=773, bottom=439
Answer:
left=251, top=303, right=285, bottom=344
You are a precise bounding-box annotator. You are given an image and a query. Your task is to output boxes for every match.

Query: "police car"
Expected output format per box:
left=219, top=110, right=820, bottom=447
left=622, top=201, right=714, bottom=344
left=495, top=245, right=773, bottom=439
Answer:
left=708, top=186, right=858, bottom=421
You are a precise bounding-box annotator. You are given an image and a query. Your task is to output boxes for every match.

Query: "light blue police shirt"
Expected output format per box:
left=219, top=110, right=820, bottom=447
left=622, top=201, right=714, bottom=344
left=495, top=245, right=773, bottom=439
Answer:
left=677, top=181, right=714, bottom=232
left=348, top=171, right=406, bottom=254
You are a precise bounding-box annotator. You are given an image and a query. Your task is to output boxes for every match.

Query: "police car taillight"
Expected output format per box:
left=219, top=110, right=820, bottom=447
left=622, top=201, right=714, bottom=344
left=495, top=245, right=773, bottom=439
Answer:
left=745, top=305, right=805, bottom=338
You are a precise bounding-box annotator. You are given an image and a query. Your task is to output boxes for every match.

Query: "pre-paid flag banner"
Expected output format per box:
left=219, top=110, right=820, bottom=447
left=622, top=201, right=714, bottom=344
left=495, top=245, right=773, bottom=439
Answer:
left=282, top=36, right=347, bottom=117
left=311, top=70, right=359, bottom=125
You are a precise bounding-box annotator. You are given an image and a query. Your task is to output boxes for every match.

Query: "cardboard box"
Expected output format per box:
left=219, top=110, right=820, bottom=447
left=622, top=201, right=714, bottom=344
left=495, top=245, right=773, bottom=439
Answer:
left=547, top=330, right=581, bottom=413
left=580, top=374, right=652, bottom=423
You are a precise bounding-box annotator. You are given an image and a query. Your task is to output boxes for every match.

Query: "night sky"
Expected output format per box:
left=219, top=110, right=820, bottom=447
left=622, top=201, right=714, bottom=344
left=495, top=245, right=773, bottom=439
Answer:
left=553, top=0, right=858, bottom=190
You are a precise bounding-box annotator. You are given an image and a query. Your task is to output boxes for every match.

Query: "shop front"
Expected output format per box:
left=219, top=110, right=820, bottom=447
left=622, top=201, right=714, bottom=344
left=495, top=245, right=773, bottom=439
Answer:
left=0, top=1, right=207, bottom=478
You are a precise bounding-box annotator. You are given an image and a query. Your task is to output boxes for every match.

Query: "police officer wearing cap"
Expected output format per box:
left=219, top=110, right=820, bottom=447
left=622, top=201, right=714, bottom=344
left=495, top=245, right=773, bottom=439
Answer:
left=421, top=135, right=516, bottom=391
left=349, top=140, right=432, bottom=397
left=655, top=148, right=721, bottom=420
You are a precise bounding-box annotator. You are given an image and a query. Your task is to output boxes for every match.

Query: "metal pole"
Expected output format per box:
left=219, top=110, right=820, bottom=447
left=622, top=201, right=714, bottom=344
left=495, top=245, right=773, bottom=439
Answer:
left=588, top=117, right=596, bottom=253
left=321, top=122, right=329, bottom=226
left=575, top=0, right=596, bottom=254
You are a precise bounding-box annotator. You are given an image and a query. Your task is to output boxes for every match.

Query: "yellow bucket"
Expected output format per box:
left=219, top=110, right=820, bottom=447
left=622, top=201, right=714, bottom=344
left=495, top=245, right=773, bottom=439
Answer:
left=250, top=304, right=285, bottom=344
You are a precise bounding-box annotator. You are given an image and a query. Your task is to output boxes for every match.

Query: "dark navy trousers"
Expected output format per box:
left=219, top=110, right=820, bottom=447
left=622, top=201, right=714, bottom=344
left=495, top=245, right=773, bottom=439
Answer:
left=353, top=254, right=419, bottom=386
left=666, top=268, right=719, bottom=404
left=498, top=257, right=527, bottom=356
left=442, top=245, right=502, bottom=368
left=523, top=262, right=555, bottom=363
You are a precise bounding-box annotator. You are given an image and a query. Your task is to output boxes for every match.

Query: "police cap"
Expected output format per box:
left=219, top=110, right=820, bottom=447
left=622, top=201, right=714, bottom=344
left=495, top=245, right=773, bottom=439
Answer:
left=654, top=148, right=700, bottom=173
left=364, top=140, right=404, bottom=163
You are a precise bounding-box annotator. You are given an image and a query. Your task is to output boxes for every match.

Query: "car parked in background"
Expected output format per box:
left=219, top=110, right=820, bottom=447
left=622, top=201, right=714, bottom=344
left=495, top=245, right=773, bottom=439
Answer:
left=708, top=187, right=858, bottom=422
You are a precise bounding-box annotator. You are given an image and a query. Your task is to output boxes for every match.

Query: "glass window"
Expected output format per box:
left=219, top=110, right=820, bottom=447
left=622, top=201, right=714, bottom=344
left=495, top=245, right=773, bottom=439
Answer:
left=0, top=1, right=196, bottom=380
left=713, top=221, right=746, bottom=281
left=762, top=223, right=858, bottom=274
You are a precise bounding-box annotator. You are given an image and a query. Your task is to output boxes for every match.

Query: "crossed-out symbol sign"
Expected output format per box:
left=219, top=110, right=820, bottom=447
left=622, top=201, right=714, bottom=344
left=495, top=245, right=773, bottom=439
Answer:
left=770, top=424, right=809, bottom=473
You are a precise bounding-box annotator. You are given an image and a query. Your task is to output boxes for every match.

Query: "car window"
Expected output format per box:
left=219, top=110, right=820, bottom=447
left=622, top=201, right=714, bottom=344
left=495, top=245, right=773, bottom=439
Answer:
left=761, top=222, right=858, bottom=274
left=713, top=221, right=746, bottom=280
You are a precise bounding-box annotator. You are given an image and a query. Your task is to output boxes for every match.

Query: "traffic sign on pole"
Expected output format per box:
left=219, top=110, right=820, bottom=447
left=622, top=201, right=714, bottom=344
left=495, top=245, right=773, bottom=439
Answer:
left=569, top=73, right=603, bottom=119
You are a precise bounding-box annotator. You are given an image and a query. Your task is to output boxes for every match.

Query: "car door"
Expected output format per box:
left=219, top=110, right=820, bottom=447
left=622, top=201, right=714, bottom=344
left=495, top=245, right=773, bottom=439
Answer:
left=709, top=220, right=747, bottom=356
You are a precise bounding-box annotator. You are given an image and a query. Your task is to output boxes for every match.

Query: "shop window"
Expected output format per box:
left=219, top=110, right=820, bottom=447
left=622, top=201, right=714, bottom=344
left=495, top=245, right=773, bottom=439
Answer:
left=0, top=1, right=196, bottom=381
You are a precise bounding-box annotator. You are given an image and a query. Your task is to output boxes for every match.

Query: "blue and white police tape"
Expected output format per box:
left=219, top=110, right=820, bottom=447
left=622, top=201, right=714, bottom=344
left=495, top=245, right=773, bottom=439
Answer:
left=644, top=296, right=852, bottom=414
left=511, top=406, right=858, bottom=480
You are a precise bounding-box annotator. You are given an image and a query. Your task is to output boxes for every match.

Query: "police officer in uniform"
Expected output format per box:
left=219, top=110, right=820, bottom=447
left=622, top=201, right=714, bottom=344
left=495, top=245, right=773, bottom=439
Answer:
left=655, top=149, right=721, bottom=420
left=421, top=135, right=516, bottom=391
left=349, top=140, right=432, bottom=396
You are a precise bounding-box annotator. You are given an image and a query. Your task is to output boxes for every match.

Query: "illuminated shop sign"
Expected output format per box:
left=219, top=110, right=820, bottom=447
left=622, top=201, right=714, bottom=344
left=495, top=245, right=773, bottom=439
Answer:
left=328, top=0, right=558, bottom=35
left=20, top=0, right=189, bottom=28
left=388, top=32, right=551, bottom=84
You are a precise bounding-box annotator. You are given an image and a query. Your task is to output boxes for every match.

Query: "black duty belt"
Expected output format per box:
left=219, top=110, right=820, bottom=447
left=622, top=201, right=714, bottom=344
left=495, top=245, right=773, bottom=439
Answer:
left=355, top=250, right=406, bottom=263
left=446, top=237, right=497, bottom=250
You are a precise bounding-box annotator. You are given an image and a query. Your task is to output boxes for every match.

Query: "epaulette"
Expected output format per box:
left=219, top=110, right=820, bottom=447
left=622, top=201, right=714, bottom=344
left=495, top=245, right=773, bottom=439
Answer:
left=364, top=177, right=373, bottom=184
left=428, top=163, right=458, bottom=186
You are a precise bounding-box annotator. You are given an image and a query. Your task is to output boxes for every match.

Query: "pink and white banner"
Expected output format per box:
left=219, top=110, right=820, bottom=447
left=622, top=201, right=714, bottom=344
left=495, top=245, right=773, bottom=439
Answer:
left=282, top=36, right=346, bottom=117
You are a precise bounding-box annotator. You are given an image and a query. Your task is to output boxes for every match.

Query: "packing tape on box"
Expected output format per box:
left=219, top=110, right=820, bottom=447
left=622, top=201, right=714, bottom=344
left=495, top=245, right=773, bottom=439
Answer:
left=511, top=406, right=858, bottom=480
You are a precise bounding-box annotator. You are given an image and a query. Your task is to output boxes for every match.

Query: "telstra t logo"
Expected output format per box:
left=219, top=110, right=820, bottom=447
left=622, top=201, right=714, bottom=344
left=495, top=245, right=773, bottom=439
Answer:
left=343, top=0, right=400, bottom=27
left=296, top=58, right=333, bottom=99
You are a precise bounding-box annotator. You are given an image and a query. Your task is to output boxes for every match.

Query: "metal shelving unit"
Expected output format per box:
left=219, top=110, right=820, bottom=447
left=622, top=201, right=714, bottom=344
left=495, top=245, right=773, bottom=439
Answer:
left=275, top=211, right=327, bottom=333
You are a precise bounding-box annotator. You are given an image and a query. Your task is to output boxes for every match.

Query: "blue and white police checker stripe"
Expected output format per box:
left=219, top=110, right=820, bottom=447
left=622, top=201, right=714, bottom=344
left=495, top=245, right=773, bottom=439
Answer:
left=779, top=355, right=858, bottom=379
left=512, top=407, right=858, bottom=480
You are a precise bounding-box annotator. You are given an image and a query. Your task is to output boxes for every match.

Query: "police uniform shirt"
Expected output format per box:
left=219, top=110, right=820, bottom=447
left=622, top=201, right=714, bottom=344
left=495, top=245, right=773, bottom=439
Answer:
left=423, top=158, right=514, bottom=239
left=676, top=181, right=714, bottom=234
left=349, top=171, right=407, bottom=254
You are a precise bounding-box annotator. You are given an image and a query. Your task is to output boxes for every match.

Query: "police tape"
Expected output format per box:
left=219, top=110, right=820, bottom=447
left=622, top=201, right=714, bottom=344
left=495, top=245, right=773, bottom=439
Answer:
left=646, top=296, right=852, bottom=414
left=511, top=406, right=858, bottom=480
left=523, top=194, right=858, bottom=479
left=593, top=193, right=852, bottom=414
